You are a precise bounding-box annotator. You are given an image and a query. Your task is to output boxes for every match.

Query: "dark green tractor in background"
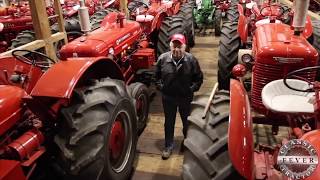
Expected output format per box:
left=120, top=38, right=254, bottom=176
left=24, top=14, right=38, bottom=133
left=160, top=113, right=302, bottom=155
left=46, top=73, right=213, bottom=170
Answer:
left=193, top=0, right=237, bottom=36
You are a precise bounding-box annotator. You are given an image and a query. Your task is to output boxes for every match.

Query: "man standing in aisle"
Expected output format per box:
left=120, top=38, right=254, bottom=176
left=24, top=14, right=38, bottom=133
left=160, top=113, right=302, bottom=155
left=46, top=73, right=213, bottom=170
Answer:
left=155, top=34, right=203, bottom=160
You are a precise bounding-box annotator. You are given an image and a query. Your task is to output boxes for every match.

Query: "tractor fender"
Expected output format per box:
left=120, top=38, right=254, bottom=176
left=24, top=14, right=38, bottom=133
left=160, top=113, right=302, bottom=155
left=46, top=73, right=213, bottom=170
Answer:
left=228, top=79, right=254, bottom=180
left=238, top=14, right=248, bottom=43
left=238, top=3, right=245, bottom=16
left=30, top=57, right=124, bottom=99
left=300, top=130, right=320, bottom=180
left=302, top=16, right=313, bottom=39
left=152, top=12, right=168, bottom=31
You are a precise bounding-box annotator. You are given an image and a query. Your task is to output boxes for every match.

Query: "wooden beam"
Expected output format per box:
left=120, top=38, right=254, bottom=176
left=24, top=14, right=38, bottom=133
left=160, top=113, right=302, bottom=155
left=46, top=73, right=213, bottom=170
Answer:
left=53, top=0, right=68, bottom=45
left=120, top=0, right=128, bottom=16
left=28, top=0, right=51, bottom=40
left=0, top=40, right=46, bottom=57
left=2, top=0, right=9, bottom=6
left=28, top=0, right=57, bottom=60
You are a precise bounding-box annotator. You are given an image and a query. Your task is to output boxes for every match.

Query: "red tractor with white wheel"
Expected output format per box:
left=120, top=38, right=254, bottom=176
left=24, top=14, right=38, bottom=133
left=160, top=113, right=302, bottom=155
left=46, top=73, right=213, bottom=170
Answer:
left=182, top=0, right=320, bottom=179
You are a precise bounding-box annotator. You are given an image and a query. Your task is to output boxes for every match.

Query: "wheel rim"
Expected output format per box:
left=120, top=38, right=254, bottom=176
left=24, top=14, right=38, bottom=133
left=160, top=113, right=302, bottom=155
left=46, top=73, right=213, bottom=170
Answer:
left=108, top=111, right=132, bottom=173
left=136, top=93, right=148, bottom=128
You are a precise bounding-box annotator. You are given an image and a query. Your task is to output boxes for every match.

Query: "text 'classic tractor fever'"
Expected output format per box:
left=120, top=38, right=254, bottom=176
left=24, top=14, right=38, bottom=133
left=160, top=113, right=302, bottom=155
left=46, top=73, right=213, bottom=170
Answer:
left=0, top=0, right=194, bottom=179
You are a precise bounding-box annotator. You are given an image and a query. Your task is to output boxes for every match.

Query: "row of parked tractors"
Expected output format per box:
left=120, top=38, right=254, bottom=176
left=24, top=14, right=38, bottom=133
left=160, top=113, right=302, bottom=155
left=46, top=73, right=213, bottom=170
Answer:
left=0, top=0, right=320, bottom=180
left=0, top=0, right=199, bottom=179
left=183, top=0, right=320, bottom=179
left=0, top=0, right=123, bottom=53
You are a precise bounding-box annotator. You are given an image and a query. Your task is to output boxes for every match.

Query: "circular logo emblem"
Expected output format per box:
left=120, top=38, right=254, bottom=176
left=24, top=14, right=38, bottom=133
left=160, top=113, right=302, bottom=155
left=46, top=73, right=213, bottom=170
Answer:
left=277, top=139, right=318, bottom=179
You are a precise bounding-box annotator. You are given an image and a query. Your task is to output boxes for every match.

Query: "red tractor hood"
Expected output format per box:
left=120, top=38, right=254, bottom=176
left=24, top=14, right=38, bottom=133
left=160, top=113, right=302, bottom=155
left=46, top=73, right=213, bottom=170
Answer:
left=0, top=85, right=26, bottom=136
left=59, top=19, right=142, bottom=59
left=254, top=23, right=318, bottom=65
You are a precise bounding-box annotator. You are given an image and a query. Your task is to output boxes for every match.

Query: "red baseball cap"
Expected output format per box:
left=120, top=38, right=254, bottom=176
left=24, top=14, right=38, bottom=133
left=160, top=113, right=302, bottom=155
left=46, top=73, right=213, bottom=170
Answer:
left=170, top=34, right=186, bottom=44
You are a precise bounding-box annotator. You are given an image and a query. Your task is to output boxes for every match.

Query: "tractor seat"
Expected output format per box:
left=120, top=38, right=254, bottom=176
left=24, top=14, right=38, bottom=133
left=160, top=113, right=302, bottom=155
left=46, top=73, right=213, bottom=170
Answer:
left=136, top=14, right=154, bottom=22
left=262, top=79, right=315, bottom=114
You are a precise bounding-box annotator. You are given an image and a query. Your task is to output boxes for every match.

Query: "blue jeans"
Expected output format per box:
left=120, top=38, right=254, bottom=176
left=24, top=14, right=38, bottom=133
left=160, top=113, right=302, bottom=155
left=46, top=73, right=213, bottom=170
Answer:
left=162, top=94, right=192, bottom=148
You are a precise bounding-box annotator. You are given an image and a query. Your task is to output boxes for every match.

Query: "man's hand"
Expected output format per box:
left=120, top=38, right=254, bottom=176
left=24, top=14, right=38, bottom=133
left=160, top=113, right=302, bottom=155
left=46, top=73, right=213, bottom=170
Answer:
left=156, top=81, right=163, bottom=91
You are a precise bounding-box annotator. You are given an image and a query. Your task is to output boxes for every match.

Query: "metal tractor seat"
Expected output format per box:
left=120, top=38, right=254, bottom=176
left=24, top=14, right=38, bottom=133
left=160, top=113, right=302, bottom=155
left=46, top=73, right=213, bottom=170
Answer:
left=262, top=79, right=315, bottom=114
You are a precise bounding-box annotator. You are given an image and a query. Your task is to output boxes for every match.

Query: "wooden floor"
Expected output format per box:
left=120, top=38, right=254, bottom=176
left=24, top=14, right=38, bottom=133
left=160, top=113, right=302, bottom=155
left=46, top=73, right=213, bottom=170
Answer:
left=131, top=34, right=289, bottom=179
left=131, top=34, right=220, bottom=179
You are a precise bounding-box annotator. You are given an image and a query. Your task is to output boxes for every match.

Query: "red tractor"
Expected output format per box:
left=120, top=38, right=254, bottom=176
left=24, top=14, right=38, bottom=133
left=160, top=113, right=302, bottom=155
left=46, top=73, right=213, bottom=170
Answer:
left=0, top=0, right=193, bottom=179
left=58, top=0, right=194, bottom=130
left=0, top=0, right=33, bottom=52
left=216, top=0, right=319, bottom=90
left=0, top=0, right=118, bottom=52
left=182, top=0, right=320, bottom=179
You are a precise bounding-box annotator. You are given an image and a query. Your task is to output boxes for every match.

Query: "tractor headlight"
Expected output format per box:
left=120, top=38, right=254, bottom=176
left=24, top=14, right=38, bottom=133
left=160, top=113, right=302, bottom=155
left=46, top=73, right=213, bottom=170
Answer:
left=242, top=54, right=253, bottom=63
left=0, top=23, right=4, bottom=32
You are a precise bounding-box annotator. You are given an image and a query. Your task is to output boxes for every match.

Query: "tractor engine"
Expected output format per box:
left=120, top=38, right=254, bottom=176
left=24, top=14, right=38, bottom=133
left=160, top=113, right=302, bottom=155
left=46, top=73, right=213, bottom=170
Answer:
left=59, top=12, right=143, bottom=59
left=59, top=10, right=155, bottom=83
left=251, top=23, right=318, bottom=112
left=0, top=86, right=44, bottom=177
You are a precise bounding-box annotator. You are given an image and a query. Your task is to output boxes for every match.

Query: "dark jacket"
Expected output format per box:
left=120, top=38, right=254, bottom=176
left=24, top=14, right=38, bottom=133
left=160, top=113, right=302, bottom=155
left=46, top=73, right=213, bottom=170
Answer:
left=155, top=52, right=203, bottom=97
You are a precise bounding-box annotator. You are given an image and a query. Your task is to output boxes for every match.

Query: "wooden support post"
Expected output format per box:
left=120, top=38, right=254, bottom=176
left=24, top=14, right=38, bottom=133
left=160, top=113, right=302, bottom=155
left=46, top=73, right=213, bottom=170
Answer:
left=28, top=0, right=57, bottom=61
left=53, top=0, right=68, bottom=45
left=120, top=0, right=128, bottom=16
left=5, top=0, right=9, bottom=6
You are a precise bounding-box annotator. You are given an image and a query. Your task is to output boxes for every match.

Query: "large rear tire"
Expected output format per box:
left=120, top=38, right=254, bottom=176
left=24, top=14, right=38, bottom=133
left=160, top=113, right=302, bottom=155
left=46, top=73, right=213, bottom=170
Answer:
left=11, top=16, right=82, bottom=49
left=128, top=82, right=150, bottom=135
left=226, top=5, right=239, bottom=22
left=309, top=20, right=320, bottom=54
left=182, top=91, right=241, bottom=180
left=217, top=21, right=241, bottom=90
left=157, top=16, right=189, bottom=57
left=214, top=9, right=222, bottom=36
left=10, top=30, right=36, bottom=49
left=309, top=20, right=320, bottom=80
left=55, top=78, right=137, bottom=180
left=178, top=2, right=195, bottom=47
left=90, top=9, right=118, bottom=30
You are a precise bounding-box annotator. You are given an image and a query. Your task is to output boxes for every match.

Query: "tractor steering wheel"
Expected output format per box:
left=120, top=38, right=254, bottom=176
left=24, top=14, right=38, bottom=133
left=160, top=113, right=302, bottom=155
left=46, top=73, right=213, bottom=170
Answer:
left=12, top=49, right=56, bottom=69
left=283, top=66, right=320, bottom=92
left=260, top=4, right=285, bottom=19
left=128, top=0, right=149, bottom=13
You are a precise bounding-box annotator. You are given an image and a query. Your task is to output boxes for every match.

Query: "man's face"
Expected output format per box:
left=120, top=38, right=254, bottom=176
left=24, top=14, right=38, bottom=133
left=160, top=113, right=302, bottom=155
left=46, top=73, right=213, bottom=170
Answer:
left=170, top=40, right=185, bottom=60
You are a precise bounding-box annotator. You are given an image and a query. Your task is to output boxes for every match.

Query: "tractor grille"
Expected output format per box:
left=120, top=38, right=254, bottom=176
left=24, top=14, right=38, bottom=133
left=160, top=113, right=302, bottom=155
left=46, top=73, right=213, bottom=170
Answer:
left=251, top=62, right=316, bottom=112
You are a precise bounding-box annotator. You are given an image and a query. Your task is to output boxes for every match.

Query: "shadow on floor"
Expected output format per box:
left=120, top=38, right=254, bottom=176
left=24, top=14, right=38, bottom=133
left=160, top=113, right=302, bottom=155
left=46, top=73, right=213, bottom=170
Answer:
left=131, top=171, right=181, bottom=180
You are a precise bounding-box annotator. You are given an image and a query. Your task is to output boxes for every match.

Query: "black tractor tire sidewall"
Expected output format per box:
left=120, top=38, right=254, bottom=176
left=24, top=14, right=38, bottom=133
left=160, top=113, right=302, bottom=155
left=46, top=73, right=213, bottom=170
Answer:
left=182, top=91, right=241, bottom=180
left=55, top=79, right=137, bottom=180
left=217, top=21, right=241, bottom=90
left=214, top=9, right=222, bottom=36
left=102, top=97, right=137, bottom=180
left=128, top=82, right=150, bottom=135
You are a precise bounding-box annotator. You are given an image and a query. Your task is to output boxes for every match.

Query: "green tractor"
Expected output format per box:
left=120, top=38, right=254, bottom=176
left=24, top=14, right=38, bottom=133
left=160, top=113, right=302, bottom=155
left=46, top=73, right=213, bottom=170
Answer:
left=193, top=0, right=235, bottom=36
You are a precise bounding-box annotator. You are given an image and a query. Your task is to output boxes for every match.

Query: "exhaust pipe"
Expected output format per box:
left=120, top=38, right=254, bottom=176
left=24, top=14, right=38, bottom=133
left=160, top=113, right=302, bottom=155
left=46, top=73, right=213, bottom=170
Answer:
left=292, top=0, right=310, bottom=35
left=78, top=0, right=91, bottom=35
